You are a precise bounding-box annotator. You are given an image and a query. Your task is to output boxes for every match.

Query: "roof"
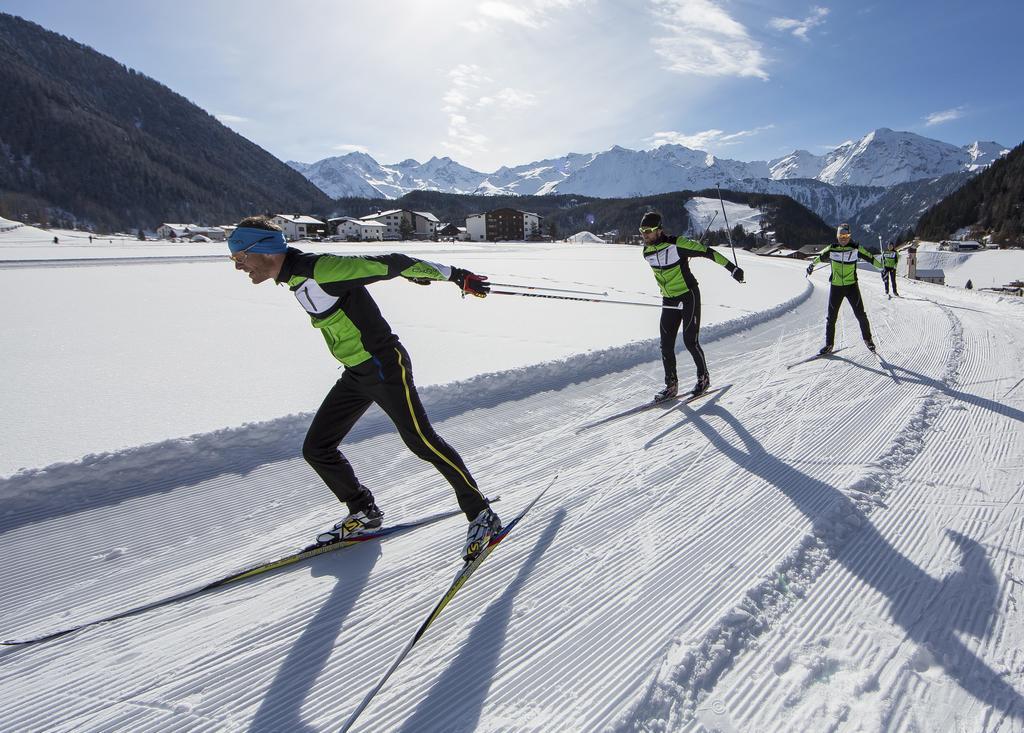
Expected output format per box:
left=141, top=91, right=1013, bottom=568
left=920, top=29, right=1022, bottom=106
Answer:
left=916, top=269, right=945, bottom=278
left=274, top=214, right=325, bottom=225
left=356, top=221, right=387, bottom=228
left=414, top=211, right=440, bottom=222
left=363, top=209, right=403, bottom=219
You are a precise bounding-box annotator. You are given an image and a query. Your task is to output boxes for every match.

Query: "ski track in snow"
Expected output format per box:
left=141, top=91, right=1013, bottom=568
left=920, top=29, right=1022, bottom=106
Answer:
left=1, top=271, right=1023, bottom=732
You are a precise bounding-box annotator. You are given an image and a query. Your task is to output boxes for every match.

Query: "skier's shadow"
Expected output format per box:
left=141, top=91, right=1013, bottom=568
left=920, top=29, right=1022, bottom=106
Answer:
left=833, top=354, right=1024, bottom=424
left=679, top=402, right=1022, bottom=720
left=397, top=509, right=566, bottom=733
left=249, top=543, right=381, bottom=733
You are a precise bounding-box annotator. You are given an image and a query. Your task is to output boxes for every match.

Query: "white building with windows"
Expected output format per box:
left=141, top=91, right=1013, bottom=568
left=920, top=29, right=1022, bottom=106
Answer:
left=466, top=213, right=487, bottom=242
left=333, top=217, right=385, bottom=241
left=271, top=214, right=327, bottom=241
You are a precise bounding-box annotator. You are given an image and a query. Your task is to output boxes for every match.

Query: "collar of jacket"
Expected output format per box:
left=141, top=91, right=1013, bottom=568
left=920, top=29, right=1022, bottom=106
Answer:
left=274, top=247, right=305, bottom=284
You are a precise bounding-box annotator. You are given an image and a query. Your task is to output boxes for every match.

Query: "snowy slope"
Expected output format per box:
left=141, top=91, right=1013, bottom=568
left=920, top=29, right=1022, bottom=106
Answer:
left=912, top=241, right=1024, bottom=289
left=684, top=197, right=763, bottom=235
left=1, top=239, right=1023, bottom=733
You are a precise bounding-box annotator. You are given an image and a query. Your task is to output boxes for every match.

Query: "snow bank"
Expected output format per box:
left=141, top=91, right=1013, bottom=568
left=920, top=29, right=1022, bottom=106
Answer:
left=0, top=281, right=811, bottom=531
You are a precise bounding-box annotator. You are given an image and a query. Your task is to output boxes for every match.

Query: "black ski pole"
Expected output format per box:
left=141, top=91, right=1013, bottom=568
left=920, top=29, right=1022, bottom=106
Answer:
left=716, top=184, right=739, bottom=267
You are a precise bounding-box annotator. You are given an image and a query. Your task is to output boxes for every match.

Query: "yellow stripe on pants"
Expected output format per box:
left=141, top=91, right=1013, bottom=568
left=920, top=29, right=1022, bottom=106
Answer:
left=394, top=348, right=481, bottom=496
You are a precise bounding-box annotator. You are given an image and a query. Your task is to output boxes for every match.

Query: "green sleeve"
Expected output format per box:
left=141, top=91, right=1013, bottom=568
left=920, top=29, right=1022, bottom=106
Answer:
left=310, top=253, right=452, bottom=292
left=675, top=236, right=735, bottom=270
left=858, top=246, right=882, bottom=269
left=811, top=246, right=831, bottom=266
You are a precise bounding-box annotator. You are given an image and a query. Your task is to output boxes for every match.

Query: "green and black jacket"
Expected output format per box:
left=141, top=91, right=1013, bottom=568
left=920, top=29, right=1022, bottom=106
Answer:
left=881, top=250, right=899, bottom=270
left=276, top=248, right=452, bottom=367
left=643, top=233, right=736, bottom=298
left=811, top=243, right=882, bottom=286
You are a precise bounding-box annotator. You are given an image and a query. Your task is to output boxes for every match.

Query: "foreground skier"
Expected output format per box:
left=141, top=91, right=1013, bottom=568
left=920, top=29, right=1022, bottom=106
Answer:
left=227, top=216, right=500, bottom=560
left=806, top=223, right=883, bottom=354
left=639, top=211, right=744, bottom=401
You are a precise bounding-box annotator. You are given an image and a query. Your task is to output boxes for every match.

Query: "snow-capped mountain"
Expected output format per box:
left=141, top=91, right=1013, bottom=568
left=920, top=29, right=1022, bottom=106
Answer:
left=288, top=129, right=1010, bottom=225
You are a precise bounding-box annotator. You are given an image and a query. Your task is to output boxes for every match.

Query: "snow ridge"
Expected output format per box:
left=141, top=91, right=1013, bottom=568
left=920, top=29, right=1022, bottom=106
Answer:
left=616, top=303, right=965, bottom=731
left=0, top=283, right=812, bottom=531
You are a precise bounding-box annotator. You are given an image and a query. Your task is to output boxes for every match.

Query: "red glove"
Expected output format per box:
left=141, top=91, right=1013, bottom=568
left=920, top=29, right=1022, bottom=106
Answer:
left=449, top=267, right=489, bottom=298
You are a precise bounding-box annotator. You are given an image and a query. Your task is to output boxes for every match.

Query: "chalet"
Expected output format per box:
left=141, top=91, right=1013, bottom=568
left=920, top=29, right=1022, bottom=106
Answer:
left=272, top=214, right=328, bottom=241
left=915, top=268, right=946, bottom=285
left=331, top=216, right=385, bottom=241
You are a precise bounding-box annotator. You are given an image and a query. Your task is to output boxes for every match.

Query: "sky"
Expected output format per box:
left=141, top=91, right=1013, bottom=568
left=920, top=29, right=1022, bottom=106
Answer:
left=2, top=0, right=1022, bottom=171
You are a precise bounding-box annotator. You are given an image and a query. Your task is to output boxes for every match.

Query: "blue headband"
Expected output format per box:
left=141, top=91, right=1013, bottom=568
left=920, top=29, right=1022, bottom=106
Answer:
left=228, top=227, right=287, bottom=254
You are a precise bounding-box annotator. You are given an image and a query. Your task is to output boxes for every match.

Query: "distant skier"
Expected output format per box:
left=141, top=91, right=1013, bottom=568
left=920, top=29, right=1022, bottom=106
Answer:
left=881, top=242, right=900, bottom=298
left=227, top=216, right=500, bottom=560
left=806, top=223, right=883, bottom=354
left=639, top=211, right=745, bottom=401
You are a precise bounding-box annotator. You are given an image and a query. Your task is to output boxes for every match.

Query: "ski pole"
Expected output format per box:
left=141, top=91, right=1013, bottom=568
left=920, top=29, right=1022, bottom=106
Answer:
left=693, top=210, right=718, bottom=244
left=716, top=184, right=739, bottom=267
left=489, top=289, right=684, bottom=309
left=488, top=282, right=608, bottom=296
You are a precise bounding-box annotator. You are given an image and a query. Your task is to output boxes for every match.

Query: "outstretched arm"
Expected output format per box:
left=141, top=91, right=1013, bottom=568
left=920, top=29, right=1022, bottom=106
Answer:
left=858, top=246, right=883, bottom=269
left=286, top=252, right=488, bottom=296
left=675, top=236, right=744, bottom=282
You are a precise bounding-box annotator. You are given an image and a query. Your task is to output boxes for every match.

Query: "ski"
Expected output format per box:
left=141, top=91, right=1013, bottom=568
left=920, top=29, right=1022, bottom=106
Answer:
left=786, top=346, right=849, bottom=369
left=577, top=384, right=728, bottom=432
left=339, top=474, right=558, bottom=733
left=654, top=384, right=731, bottom=420
left=1, top=509, right=463, bottom=647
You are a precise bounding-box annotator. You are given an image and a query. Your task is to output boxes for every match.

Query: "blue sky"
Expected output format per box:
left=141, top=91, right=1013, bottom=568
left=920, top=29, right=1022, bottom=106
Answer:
left=3, top=0, right=1022, bottom=171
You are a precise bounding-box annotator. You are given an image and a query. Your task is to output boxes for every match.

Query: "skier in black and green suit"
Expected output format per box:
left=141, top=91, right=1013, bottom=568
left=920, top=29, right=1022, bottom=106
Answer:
left=227, top=215, right=500, bottom=561
left=881, top=242, right=900, bottom=298
left=639, top=211, right=744, bottom=402
left=806, top=223, right=883, bottom=355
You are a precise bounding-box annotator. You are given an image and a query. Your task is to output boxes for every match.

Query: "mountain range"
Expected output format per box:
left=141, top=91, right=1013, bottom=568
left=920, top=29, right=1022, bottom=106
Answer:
left=288, top=129, right=1008, bottom=202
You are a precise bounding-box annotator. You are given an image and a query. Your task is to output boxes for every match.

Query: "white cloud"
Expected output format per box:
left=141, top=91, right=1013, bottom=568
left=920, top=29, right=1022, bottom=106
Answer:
left=465, top=0, right=587, bottom=31
left=925, top=106, right=966, bottom=126
left=215, top=113, right=248, bottom=124
left=769, top=6, right=829, bottom=40
left=331, top=143, right=371, bottom=154
left=649, top=0, right=769, bottom=80
left=645, top=125, right=774, bottom=151
left=441, top=66, right=541, bottom=156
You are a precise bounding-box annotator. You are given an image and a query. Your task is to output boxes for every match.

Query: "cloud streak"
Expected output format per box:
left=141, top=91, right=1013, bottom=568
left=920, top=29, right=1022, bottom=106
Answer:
left=645, top=125, right=774, bottom=151
left=441, top=64, right=540, bottom=158
left=649, top=0, right=769, bottom=80
left=925, top=106, right=966, bottom=126
left=769, top=6, right=829, bottom=40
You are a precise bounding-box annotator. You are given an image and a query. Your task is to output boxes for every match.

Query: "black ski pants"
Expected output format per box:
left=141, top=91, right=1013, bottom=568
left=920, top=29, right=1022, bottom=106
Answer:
left=825, top=283, right=873, bottom=347
left=302, top=344, right=488, bottom=520
left=660, top=288, right=707, bottom=385
left=882, top=268, right=899, bottom=296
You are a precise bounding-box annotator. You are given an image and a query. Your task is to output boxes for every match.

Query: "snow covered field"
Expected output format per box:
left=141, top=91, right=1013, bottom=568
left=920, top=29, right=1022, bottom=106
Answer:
left=1, top=231, right=1022, bottom=732
left=911, top=242, right=1024, bottom=290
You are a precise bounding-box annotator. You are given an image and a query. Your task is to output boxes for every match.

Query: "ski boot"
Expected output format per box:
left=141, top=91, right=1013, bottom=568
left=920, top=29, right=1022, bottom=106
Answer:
left=818, top=344, right=834, bottom=356
left=463, top=507, right=502, bottom=561
left=317, top=502, right=383, bottom=544
left=653, top=379, right=678, bottom=403
left=865, top=339, right=877, bottom=352
left=690, top=373, right=711, bottom=399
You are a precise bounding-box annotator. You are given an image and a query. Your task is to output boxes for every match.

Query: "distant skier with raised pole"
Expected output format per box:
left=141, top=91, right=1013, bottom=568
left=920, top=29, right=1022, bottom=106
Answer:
left=881, top=241, right=900, bottom=298
left=227, top=216, right=500, bottom=561
left=639, top=210, right=745, bottom=402
left=806, top=223, right=883, bottom=354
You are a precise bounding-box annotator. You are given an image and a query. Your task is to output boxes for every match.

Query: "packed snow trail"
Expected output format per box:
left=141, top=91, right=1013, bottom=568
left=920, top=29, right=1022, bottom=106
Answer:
left=1, top=267, right=1022, bottom=732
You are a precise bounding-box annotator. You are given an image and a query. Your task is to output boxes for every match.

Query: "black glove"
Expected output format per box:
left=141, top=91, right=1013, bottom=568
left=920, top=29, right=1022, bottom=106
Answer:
left=449, top=267, right=489, bottom=298
left=806, top=263, right=814, bottom=276
left=408, top=277, right=433, bottom=286
left=731, top=267, right=745, bottom=283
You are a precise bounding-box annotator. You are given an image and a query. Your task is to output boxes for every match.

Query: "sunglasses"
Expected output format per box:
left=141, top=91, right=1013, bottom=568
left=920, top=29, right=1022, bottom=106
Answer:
left=639, top=226, right=660, bottom=234
left=228, top=235, right=276, bottom=263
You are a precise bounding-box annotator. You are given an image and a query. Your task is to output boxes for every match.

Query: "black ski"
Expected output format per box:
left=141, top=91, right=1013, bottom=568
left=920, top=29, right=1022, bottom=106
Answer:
left=786, top=346, right=849, bottom=369
left=1, top=509, right=463, bottom=647
left=654, top=384, right=731, bottom=420
left=339, top=475, right=557, bottom=732
left=577, top=385, right=729, bottom=432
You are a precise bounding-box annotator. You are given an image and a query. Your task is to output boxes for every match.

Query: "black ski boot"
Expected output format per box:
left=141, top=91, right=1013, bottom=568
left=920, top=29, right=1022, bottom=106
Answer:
left=654, top=379, right=678, bottom=403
